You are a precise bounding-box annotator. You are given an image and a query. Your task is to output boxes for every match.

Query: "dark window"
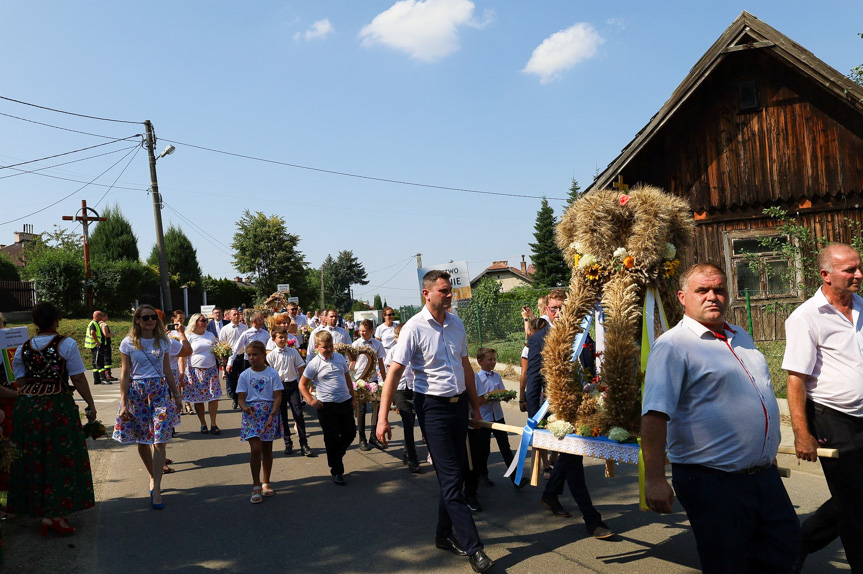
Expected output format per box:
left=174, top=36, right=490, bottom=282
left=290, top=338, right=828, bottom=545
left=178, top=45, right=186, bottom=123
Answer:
left=728, top=233, right=795, bottom=300
left=738, top=78, right=759, bottom=111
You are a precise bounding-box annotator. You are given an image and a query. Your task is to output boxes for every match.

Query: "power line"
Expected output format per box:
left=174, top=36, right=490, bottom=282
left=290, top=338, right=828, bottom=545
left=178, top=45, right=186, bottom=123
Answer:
left=0, top=136, right=141, bottom=170
left=0, top=167, right=146, bottom=191
left=356, top=256, right=416, bottom=298
left=94, top=145, right=143, bottom=208
left=0, top=145, right=139, bottom=180
left=0, top=111, right=131, bottom=140
left=160, top=137, right=567, bottom=201
left=0, top=95, right=142, bottom=125
left=162, top=201, right=233, bottom=256
left=367, top=255, right=416, bottom=275
left=0, top=145, right=140, bottom=226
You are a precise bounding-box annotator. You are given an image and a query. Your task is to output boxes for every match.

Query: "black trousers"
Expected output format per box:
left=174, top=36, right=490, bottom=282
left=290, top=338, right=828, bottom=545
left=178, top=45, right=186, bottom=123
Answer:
left=808, top=401, right=863, bottom=571
left=280, top=380, right=308, bottom=446
left=414, top=392, right=483, bottom=555
left=800, top=497, right=840, bottom=555
left=357, top=398, right=379, bottom=441
left=671, top=464, right=801, bottom=574
left=465, top=418, right=515, bottom=496
left=318, top=399, right=356, bottom=476
left=394, top=389, right=419, bottom=463
left=89, top=346, right=104, bottom=374
left=543, top=453, right=602, bottom=530
left=227, top=357, right=247, bottom=399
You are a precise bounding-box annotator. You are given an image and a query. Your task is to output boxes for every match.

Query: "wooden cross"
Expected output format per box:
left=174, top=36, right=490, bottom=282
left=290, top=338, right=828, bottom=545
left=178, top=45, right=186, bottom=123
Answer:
left=62, top=199, right=106, bottom=313
left=612, top=175, right=629, bottom=192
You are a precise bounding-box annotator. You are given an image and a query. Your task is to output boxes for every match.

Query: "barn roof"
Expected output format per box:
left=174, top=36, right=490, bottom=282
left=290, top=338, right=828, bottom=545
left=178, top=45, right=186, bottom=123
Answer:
left=586, top=11, right=863, bottom=194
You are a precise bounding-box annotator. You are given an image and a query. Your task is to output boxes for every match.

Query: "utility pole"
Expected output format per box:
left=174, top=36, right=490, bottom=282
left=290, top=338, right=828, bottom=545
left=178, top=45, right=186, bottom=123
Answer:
left=416, top=252, right=424, bottom=306
left=320, top=265, right=325, bottom=310
left=145, top=120, right=172, bottom=311
left=62, top=199, right=105, bottom=313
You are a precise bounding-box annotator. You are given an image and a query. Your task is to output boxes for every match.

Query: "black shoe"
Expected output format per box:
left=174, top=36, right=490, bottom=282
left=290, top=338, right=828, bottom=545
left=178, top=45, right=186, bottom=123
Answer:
left=358, top=439, right=371, bottom=451
left=284, top=443, right=294, bottom=455
left=301, top=444, right=316, bottom=457
left=588, top=524, right=615, bottom=540
left=369, top=436, right=387, bottom=450
left=102, top=376, right=113, bottom=385
left=408, top=459, right=421, bottom=474
left=512, top=476, right=528, bottom=490
left=94, top=379, right=103, bottom=385
left=466, top=495, right=483, bottom=512
left=469, top=550, right=494, bottom=573
left=541, top=496, right=571, bottom=517
left=332, top=474, right=346, bottom=486
left=435, top=535, right=467, bottom=556
left=232, top=400, right=239, bottom=410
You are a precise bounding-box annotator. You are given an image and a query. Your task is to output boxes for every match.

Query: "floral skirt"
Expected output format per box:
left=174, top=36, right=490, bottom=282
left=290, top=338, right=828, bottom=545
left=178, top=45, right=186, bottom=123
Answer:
left=113, top=377, right=177, bottom=445
left=171, top=369, right=183, bottom=426
left=7, top=393, right=95, bottom=518
left=240, top=401, right=282, bottom=442
left=183, top=366, right=221, bottom=404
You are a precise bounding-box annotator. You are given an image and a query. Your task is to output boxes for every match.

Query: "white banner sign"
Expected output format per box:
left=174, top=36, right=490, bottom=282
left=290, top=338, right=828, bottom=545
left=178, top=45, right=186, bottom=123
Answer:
left=277, top=284, right=290, bottom=293
left=417, top=260, right=472, bottom=301
left=200, top=305, right=216, bottom=317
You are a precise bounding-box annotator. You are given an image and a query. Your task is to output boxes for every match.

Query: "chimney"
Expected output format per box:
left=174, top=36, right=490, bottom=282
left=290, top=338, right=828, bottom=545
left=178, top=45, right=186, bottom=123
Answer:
left=234, top=276, right=241, bottom=282
left=520, top=255, right=527, bottom=275
left=14, top=224, right=36, bottom=245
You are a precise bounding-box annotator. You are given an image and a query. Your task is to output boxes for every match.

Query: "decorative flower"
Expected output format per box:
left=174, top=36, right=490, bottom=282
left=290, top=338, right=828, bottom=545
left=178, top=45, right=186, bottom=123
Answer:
left=287, top=339, right=296, bottom=347
left=591, top=426, right=602, bottom=437
left=573, top=254, right=580, bottom=268
left=547, top=420, right=575, bottom=439
left=608, top=427, right=631, bottom=442
left=623, top=256, right=635, bottom=269
left=619, top=195, right=631, bottom=206
left=585, top=264, right=602, bottom=281
left=577, top=254, right=597, bottom=269
left=664, top=259, right=681, bottom=278
left=664, top=243, right=677, bottom=260
left=577, top=424, right=592, bottom=437
left=613, top=247, right=628, bottom=259
left=569, top=240, right=585, bottom=253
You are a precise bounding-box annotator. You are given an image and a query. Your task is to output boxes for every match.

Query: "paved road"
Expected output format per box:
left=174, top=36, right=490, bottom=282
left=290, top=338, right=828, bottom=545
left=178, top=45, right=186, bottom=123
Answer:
left=2, top=372, right=849, bottom=573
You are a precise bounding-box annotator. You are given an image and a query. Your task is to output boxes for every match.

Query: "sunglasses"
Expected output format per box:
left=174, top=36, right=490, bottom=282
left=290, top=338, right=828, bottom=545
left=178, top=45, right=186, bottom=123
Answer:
left=197, top=318, right=208, bottom=323
left=139, top=314, right=158, bottom=321
left=384, top=314, right=394, bottom=317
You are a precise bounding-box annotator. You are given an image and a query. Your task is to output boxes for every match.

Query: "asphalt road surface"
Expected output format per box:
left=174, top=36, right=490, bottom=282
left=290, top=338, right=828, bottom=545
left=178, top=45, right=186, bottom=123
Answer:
left=2, top=372, right=849, bottom=573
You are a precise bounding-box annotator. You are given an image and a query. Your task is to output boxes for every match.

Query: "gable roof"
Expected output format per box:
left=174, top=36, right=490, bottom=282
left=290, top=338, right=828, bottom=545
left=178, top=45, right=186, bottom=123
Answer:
left=470, top=261, right=534, bottom=286
left=587, top=11, right=863, bottom=194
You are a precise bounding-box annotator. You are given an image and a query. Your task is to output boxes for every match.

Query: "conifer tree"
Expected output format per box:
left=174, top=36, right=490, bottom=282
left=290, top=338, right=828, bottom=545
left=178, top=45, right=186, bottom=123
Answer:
left=529, top=197, right=569, bottom=287
left=90, top=203, right=140, bottom=262
left=148, top=224, right=202, bottom=287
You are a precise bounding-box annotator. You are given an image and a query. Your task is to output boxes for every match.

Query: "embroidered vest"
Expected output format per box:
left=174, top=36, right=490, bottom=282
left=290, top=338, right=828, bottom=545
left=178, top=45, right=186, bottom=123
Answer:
left=17, top=335, right=73, bottom=396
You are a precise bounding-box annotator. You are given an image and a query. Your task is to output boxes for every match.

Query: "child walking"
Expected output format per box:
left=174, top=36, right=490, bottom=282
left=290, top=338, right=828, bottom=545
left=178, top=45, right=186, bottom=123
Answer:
left=465, top=347, right=519, bottom=512
left=266, top=326, right=314, bottom=457
left=384, top=323, right=423, bottom=473
left=299, top=331, right=356, bottom=486
left=237, top=340, right=283, bottom=503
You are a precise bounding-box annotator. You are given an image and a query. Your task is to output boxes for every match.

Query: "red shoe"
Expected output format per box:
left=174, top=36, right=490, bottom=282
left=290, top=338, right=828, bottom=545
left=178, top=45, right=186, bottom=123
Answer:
left=41, top=518, right=75, bottom=536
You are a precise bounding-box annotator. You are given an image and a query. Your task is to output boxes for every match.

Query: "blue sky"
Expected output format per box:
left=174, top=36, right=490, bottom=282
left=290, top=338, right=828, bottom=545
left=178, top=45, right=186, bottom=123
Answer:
left=1, top=1, right=860, bottom=307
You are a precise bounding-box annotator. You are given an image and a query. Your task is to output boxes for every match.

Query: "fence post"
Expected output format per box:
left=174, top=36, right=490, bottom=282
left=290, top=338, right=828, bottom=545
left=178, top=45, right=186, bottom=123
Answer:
left=745, top=288, right=754, bottom=336
left=474, top=302, right=483, bottom=347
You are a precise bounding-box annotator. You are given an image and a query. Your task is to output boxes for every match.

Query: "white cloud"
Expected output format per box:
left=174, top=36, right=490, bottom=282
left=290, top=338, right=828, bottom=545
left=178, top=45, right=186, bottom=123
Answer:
left=359, top=0, right=492, bottom=62
left=522, top=22, right=603, bottom=84
left=606, top=17, right=626, bottom=29
left=293, top=18, right=334, bottom=43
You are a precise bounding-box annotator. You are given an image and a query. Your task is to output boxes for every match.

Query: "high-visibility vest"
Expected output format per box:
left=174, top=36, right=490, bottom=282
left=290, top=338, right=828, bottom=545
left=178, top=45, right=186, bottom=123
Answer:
left=84, top=320, right=104, bottom=348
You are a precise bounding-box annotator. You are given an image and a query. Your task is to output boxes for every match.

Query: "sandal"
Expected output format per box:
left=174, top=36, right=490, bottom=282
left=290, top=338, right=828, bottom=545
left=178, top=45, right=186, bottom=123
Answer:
left=250, top=487, right=263, bottom=504
left=162, top=466, right=176, bottom=474
left=210, top=426, right=221, bottom=435
left=164, top=459, right=174, bottom=465
left=200, top=425, right=209, bottom=434
left=261, top=483, right=275, bottom=497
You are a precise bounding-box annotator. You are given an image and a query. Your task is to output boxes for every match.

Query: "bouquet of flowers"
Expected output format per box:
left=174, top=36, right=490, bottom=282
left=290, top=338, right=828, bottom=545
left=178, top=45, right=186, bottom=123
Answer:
left=484, top=389, right=517, bottom=402
left=298, top=348, right=307, bottom=359
left=82, top=420, right=108, bottom=440
left=212, top=341, right=233, bottom=366
left=353, top=379, right=381, bottom=404
left=0, top=438, right=20, bottom=472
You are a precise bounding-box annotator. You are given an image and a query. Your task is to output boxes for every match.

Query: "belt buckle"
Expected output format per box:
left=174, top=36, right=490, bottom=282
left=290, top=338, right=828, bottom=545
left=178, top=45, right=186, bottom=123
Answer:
left=448, top=395, right=459, bottom=403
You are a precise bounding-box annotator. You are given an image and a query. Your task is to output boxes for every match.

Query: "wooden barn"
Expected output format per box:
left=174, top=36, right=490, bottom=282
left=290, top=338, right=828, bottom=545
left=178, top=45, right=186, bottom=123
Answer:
left=586, top=11, right=863, bottom=340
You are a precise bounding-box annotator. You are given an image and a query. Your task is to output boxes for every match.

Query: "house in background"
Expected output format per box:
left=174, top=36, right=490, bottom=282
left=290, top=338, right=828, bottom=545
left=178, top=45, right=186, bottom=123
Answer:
left=470, top=258, right=535, bottom=292
left=0, top=224, right=37, bottom=268
left=586, top=11, right=863, bottom=339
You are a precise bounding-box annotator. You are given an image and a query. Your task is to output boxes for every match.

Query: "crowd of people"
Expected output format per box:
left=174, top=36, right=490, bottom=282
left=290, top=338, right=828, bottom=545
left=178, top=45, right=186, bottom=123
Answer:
left=0, top=244, right=860, bottom=573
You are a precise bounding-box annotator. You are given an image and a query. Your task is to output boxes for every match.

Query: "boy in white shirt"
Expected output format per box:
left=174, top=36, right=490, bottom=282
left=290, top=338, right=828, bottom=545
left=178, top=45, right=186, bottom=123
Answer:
left=267, top=326, right=314, bottom=457
left=375, top=307, right=397, bottom=352
left=464, top=348, right=518, bottom=512
left=299, top=331, right=356, bottom=485
left=352, top=319, right=387, bottom=451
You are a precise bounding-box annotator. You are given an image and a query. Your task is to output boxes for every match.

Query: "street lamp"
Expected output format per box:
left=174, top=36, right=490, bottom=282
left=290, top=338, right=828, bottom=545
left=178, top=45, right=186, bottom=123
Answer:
left=145, top=120, right=174, bottom=312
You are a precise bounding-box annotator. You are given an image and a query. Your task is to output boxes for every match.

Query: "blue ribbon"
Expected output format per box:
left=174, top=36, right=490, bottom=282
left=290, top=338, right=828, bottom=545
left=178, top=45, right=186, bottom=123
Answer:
left=506, top=313, right=594, bottom=483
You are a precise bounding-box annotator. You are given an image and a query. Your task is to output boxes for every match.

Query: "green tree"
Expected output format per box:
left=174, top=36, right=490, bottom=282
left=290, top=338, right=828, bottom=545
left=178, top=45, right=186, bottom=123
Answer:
left=373, top=294, right=383, bottom=309
left=529, top=197, right=569, bottom=287
left=21, top=249, right=85, bottom=316
left=148, top=224, right=202, bottom=288
left=564, top=177, right=581, bottom=212
left=322, top=250, right=368, bottom=311
left=231, top=211, right=307, bottom=301
left=90, top=203, right=139, bottom=262
left=92, top=260, right=155, bottom=314
left=201, top=275, right=257, bottom=309
left=849, top=33, right=862, bottom=89
left=0, top=252, right=21, bottom=281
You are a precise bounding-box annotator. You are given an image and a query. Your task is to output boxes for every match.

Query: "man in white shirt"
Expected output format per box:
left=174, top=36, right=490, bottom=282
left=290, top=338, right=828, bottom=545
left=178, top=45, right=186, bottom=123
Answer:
left=783, top=243, right=863, bottom=572
left=219, top=308, right=248, bottom=408
left=307, top=309, right=350, bottom=360
left=376, top=270, right=493, bottom=573
left=286, top=303, right=307, bottom=346
left=375, top=306, right=397, bottom=352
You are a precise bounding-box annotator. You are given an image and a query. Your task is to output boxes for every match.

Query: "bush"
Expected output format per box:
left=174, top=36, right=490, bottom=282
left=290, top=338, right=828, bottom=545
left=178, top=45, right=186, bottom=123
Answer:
left=0, top=252, right=20, bottom=281
left=23, top=249, right=85, bottom=316
left=91, top=260, right=157, bottom=315
left=201, top=276, right=257, bottom=309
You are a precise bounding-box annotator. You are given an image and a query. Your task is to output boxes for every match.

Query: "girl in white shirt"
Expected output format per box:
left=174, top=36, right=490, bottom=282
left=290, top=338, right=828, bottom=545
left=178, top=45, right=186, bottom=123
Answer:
left=237, top=340, right=283, bottom=503
left=183, top=313, right=222, bottom=435
left=112, top=305, right=183, bottom=510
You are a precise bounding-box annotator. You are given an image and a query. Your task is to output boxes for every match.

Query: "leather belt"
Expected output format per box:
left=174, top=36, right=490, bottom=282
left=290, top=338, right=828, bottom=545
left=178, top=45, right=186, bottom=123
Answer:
left=673, top=463, right=773, bottom=475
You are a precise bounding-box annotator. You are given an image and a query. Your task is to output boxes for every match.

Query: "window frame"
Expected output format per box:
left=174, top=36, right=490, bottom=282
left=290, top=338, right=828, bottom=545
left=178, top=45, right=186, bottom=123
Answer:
left=723, top=229, right=801, bottom=305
